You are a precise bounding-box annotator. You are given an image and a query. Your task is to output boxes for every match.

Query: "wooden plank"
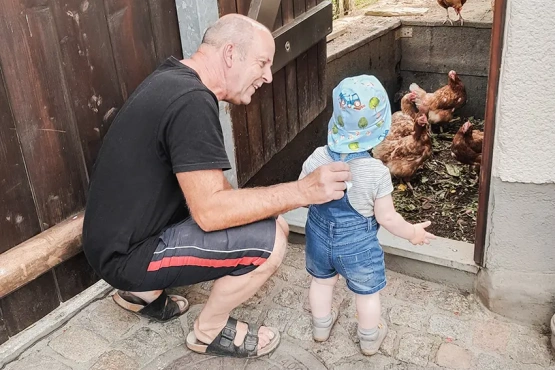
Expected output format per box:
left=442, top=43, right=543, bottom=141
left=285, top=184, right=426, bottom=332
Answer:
left=236, top=0, right=265, bottom=180
left=217, top=0, right=252, bottom=186
left=236, top=0, right=251, bottom=15
left=294, top=0, right=310, bottom=134
left=273, top=3, right=283, bottom=31
left=52, top=0, right=123, bottom=175
left=259, top=83, right=275, bottom=163
left=0, top=66, right=41, bottom=254
left=305, top=0, right=320, bottom=125
left=218, top=0, right=237, bottom=16
left=272, top=5, right=289, bottom=152
left=317, top=39, right=327, bottom=112
left=230, top=106, right=250, bottom=186
left=0, top=213, right=83, bottom=299
left=0, top=1, right=89, bottom=231
left=257, top=0, right=277, bottom=164
left=282, top=0, right=300, bottom=141
left=147, top=0, right=183, bottom=63
left=0, top=272, right=60, bottom=337
left=244, top=92, right=264, bottom=180
left=272, top=70, right=288, bottom=152
left=53, top=252, right=99, bottom=302
left=104, top=0, right=158, bottom=99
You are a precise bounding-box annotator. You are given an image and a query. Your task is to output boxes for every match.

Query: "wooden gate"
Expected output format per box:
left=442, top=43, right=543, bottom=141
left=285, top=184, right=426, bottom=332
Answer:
left=219, top=0, right=331, bottom=186
left=0, top=0, right=182, bottom=343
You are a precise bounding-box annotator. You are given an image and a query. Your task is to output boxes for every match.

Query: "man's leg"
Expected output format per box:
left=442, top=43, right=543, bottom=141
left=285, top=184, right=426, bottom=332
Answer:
left=193, top=216, right=289, bottom=350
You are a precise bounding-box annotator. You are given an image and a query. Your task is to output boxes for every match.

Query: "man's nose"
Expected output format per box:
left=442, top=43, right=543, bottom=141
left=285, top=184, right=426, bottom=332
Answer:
left=263, top=65, right=273, bottom=84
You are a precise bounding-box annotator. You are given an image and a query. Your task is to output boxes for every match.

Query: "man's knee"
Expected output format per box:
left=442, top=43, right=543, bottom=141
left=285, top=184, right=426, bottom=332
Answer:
left=276, top=215, right=289, bottom=237
left=259, top=219, right=288, bottom=274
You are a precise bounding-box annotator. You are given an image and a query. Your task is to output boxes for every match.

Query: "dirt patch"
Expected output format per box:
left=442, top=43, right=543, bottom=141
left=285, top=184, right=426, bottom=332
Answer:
left=391, top=117, right=484, bottom=244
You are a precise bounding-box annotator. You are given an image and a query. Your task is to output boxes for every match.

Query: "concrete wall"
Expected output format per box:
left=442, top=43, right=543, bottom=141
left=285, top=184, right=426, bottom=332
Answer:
left=477, top=0, right=555, bottom=327
left=398, top=22, right=492, bottom=119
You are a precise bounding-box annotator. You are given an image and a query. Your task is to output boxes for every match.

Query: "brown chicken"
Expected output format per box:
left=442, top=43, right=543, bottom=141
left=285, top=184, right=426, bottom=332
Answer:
left=390, top=92, right=421, bottom=138
left=373, top=114, right=432, bottom=190
left=451, top=121, right=483, bottom=172
left=437, top=0, right=467, bottom=26
left=409, top=70, right=467, bottom=131
left=397, top=91, right=419, bottom=118
left=390, top=109, right=429, bottom=140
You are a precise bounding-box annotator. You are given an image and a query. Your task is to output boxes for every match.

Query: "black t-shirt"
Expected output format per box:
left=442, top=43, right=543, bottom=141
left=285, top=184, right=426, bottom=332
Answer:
left=82, top=57, right=231, bottom=290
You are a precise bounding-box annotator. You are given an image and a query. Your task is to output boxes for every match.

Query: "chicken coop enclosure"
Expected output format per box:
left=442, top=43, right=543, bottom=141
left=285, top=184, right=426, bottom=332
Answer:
left=249, top=8, right=496, bottom=268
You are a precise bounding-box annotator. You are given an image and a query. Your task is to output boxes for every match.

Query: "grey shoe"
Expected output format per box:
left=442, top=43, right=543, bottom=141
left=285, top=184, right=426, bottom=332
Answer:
left=312, top=308, right=339, bottom=342
left=359, top=318, right=388, bottom=356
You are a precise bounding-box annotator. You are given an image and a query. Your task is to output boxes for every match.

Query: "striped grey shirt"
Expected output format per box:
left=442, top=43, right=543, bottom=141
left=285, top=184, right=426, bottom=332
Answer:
left=299, top=146, right=394, bottom=217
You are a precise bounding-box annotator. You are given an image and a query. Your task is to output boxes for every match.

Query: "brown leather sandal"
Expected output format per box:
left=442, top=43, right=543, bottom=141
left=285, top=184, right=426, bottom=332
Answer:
left=112, top=290, right=189, bottom=322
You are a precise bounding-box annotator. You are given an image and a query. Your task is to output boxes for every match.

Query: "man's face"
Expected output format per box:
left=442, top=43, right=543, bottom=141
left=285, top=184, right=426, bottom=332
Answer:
left=227, top=30, right=275, bottom=105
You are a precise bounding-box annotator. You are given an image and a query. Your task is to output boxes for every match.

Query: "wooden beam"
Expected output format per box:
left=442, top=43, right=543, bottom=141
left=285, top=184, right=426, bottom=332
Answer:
left=0, top=212, right=84, bottom=299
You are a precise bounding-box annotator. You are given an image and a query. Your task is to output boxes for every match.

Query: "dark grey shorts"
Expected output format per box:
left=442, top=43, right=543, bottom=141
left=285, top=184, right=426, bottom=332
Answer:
left=134, top=216, right=277, bottom=291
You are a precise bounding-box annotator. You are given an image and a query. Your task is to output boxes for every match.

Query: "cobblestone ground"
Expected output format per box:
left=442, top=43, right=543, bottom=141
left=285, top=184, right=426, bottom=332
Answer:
left=3, top=243, right=554, bottom=370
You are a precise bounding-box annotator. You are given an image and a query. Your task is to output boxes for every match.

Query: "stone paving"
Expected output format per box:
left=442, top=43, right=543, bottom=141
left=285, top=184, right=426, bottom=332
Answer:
left=2, top=243, right=554, bottom=370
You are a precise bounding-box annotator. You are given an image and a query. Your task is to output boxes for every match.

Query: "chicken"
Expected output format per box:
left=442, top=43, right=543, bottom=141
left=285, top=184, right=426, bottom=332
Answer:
left=373, top=113, right=432, bottom=190
left=451, top=121, right=483, bottom=172
left=397, top=91, right=419, bottom=118
left=409, top=70, right=467, bottom=132
left=390, top=110, right=429, bottom=140
left=437, top=0, right=467, bottom=26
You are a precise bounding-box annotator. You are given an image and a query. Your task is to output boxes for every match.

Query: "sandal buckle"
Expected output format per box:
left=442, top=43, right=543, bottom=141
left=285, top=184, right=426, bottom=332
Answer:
left=222, top=327, right=236, bottom=341
left=244, top=334, right=258, bottom=352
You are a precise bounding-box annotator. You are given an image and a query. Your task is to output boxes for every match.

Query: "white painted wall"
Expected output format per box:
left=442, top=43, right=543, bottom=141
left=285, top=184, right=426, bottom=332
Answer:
left=480, top=0, right=555, bottom=325
left=492, top=0, right=555, bottom=184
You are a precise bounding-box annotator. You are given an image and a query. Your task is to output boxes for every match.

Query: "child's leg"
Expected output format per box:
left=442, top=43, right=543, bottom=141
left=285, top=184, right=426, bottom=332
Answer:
left=355, top=291, right=381, bottom=329
left=309, top=275, right=339, bottom=318
left=355, top=291, right=388, bottom=356
left=309, top=275, right=339, bottom=342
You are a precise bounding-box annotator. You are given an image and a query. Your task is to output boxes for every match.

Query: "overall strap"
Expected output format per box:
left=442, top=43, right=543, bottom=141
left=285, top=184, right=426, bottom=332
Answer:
left=326, top=146, right=371, bottom=163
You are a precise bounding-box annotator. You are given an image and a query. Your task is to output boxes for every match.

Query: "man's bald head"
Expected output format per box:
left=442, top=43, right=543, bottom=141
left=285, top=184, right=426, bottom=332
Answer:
left=201, top=14, right=271, bottom=60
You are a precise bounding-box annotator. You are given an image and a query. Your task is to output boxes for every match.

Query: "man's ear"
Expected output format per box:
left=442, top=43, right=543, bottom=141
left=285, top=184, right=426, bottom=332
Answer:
left=223, top=43, right=234, bottom=68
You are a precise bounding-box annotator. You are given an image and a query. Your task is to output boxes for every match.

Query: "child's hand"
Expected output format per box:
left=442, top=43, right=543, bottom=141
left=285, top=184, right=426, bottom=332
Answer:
left=409, top=221, right=436, bottom=245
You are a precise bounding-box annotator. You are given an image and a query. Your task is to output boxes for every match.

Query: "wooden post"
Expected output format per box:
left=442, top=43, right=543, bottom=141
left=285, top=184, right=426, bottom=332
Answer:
left=0, top=212, right=84, bottom=299
left=337, top=0, right=344, bottom=17
left=344, top=0, right=355, bottom=15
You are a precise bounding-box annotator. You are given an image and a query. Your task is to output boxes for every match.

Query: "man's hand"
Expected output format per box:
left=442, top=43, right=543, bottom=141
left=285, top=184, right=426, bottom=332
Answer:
left=409, top=221, right=436, bottom=245
left=298, top=162, right=352, bottom=205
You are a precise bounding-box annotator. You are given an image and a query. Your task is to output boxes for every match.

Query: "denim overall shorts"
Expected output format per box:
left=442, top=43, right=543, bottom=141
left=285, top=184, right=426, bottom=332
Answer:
left=305, top=147, right=387, bottom=295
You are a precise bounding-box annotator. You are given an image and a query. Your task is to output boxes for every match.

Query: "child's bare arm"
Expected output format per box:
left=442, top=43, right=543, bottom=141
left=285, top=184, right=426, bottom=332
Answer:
left=374, top=194, right=435, bottom=245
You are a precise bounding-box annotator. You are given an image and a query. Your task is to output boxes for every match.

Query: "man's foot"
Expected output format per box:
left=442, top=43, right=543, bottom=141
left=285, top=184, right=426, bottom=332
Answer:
left=129, top=290, right=188, bottom=311
left=194, top=317, right=275, bottom=351
left=112, top=290, right=189, bottom=322
left=187, top=317, right=280, bottom=358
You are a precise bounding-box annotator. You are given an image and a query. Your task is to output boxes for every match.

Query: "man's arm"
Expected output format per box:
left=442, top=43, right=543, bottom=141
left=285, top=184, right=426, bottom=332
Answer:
left=177, top=162, right=351, bottom=232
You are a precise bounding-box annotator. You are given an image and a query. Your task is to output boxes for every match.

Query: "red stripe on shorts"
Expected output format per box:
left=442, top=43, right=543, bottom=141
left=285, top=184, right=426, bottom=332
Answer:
left=147, top=256, right=267, bottom=272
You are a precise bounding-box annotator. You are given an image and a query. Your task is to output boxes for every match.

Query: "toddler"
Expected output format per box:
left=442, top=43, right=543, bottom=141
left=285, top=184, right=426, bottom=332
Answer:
left=299, top=75, right=435, bottom=355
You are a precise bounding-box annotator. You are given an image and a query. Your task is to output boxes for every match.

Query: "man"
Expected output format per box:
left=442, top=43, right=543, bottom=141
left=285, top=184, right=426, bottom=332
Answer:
left=82, top=13, right=351, bottom=359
